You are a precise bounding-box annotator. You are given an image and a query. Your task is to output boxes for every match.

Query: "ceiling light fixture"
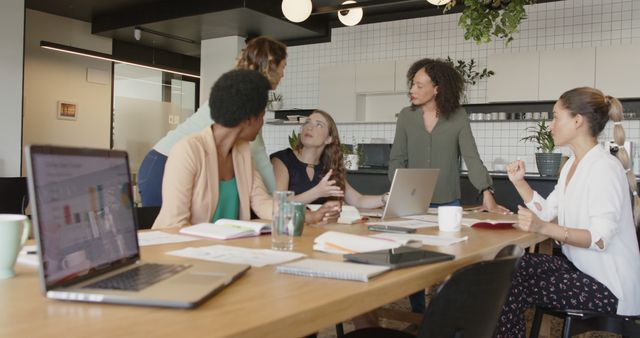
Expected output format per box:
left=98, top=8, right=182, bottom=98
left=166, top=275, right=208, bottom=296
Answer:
left=338, top=0, right=363, bottom=26
left=40, top=41, right=200, bottom=79
left=281, top=0, right=313, bottom=23
left=426, top=0, right=451, bottom=5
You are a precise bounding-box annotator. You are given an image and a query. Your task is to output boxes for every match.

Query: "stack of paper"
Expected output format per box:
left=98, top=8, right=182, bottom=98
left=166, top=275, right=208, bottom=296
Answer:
left=370, top=233, right=468, bottom=246
left=277, top=259, right=390, bottom=282
left=314, top=231, right=418, bottom=254
left=137, top=231, right=199, bottom=246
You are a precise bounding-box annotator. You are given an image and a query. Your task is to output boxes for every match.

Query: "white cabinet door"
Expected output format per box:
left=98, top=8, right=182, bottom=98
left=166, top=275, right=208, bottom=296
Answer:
left=539, top=48, right=596, bottom=100
left=595, top=45, right=640, bottom=98
left=487, top=52, right=539, bottom=102
left=395, top=59, right=415, bottom=93
left=355, top=61, right=395, bottom=93
left=319, top=64, right=357, bottom=122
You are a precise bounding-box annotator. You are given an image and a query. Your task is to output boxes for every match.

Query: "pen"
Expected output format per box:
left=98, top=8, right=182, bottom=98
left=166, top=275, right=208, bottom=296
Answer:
left=26, top=251, right=37, bottom=255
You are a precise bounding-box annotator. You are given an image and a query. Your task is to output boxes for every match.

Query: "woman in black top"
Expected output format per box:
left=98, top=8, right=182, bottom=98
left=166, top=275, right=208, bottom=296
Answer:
left=271, top=110, right=386, bottom=208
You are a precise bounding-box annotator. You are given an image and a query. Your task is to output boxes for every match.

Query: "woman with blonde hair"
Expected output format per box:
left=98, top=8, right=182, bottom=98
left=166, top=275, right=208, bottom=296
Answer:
left=271, top=110, right=387, bottom=209
left=139, top=36, right=287, bottom=207
left=496, top=87, right=640, bottom=336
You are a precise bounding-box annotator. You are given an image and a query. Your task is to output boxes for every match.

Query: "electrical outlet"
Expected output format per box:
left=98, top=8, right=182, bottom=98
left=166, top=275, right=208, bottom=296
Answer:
left=168, top=115, right=180, bottom=125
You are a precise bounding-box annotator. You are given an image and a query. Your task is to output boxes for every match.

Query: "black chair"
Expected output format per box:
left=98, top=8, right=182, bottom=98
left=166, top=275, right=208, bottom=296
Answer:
left=134, top=206, right=161, bottom=230
left=0, top=177, right=28, bottom=214
left=342, top=245, right=523, bottom=338
left=529, top=227, right=640, bottom=338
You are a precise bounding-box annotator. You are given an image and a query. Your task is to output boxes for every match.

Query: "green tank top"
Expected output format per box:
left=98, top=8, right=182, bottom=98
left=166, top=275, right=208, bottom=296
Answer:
left=211, top=177, right=240, bottom=222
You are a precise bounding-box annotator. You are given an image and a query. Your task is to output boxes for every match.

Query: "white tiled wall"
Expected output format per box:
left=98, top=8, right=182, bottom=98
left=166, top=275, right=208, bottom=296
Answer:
left=263, top=0, right=640, bottom=174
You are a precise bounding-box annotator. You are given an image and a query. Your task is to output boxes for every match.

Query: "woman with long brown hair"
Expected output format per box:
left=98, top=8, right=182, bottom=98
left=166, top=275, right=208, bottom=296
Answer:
left=271, top=110, right=387, bottom=208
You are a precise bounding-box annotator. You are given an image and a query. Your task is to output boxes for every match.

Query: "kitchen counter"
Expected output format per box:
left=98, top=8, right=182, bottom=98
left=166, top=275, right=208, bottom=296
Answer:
left=347, top=169, right=558, bottom=212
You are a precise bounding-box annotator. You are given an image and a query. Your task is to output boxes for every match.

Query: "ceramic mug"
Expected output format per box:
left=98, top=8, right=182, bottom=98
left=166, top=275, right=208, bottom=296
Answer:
left=438, top=206, right=463, bottom=232
left=0, top=214, right=30, bottom=279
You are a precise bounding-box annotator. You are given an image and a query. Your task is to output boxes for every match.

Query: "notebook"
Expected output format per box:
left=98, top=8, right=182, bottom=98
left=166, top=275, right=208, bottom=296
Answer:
left=25, top=145, right=250, bottom=308
left=381, top=168, right=440, bottom=220
left=276, top=259, right=390, bottom=282
left=180, top=219, right=271, bottom=240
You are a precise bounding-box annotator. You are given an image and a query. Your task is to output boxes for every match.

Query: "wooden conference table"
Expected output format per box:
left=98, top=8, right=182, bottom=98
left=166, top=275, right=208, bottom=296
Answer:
left=0, top=215, right=547, bottom=338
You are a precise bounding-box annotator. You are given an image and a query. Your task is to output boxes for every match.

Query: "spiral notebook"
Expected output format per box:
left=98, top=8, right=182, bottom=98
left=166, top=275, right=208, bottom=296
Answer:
left=276, top=259, right=390, bottom=282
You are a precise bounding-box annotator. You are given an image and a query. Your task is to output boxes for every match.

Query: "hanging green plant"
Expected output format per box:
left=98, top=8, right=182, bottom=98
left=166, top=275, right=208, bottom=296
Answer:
left=445, top=0, right=536, bottom=45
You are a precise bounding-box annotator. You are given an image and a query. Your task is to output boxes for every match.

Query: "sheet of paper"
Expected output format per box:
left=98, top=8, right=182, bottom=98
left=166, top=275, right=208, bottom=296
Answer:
left=370, top=233, right=468, bottom=246
left=166, top=245, right=306, bottom=268
left=366, top=219, right=438, bottom=229
left=403, top=214, right=439, bottom=223
left=137, top=231, right=200, bottom=246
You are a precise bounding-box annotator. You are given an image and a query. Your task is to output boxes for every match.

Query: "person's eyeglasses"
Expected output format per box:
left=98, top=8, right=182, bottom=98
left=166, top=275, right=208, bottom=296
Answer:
left=302, top=118, right=326, bottom=129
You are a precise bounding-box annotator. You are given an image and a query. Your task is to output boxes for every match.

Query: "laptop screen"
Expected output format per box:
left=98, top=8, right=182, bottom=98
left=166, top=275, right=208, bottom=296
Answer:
left=27, top=146, right=139, bottom=287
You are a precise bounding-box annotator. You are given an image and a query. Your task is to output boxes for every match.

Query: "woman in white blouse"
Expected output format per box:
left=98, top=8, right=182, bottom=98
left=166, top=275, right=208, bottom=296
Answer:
left=496, top=87, right=640, bottom=337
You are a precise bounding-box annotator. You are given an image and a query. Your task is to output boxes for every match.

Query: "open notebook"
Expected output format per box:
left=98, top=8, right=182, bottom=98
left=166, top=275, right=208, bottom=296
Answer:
left=179, top=219, right=271, bottom=240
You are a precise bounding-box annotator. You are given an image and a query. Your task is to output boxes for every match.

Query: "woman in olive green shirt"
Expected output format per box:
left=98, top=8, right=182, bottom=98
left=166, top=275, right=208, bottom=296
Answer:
left=389, top=58, right=509, bottom=212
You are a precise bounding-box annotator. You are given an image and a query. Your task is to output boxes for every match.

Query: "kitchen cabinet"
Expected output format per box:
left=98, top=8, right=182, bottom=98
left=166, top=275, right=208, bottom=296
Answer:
left=355, top=61, right=396, bottom=93
left=595, top=45, right=640, bottom=98
left=487, top=51, right=539, bottom=102
left=395, top=59, right=414, bottom=93
left=539, top=48, right=595, bottom=100
left=318, top=64, right=357, bottom=122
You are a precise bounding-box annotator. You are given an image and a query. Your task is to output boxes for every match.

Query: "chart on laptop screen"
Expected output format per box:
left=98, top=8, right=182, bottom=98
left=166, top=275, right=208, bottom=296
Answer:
left=32, top=153, right=138, bottom=284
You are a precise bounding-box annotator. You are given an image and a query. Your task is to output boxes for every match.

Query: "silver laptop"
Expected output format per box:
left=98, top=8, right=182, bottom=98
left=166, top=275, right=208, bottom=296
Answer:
left=380, top=168, right=440, bottom=220
left=25, top=145, right=249, bottom=308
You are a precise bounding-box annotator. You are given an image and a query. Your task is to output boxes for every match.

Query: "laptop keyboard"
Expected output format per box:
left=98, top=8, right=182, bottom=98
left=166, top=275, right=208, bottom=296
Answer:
left=84, top=263, right=190, bottom=291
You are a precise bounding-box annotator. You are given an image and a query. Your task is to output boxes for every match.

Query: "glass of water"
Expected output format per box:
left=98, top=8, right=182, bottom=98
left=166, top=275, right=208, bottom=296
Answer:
left=271, top=191, right=294, bottom=250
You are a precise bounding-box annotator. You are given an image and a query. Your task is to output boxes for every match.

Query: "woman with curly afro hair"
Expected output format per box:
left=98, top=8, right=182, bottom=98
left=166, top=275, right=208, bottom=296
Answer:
left=271, top=110, right=387, bottom=209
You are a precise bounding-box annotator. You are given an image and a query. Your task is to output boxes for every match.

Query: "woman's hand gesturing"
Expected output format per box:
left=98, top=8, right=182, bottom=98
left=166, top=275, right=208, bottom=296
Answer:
left=506, top=160, right=526, bottom=183
left=314, top=169, right=344, bottom=198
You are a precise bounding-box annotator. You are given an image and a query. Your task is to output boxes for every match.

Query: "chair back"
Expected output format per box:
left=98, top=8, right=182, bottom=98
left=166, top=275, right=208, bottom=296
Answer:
left=134, top=206, right=161, bottom=230
left=417, top=252, right=520, bottom=338
left=0, top=177, right=28, bottom=214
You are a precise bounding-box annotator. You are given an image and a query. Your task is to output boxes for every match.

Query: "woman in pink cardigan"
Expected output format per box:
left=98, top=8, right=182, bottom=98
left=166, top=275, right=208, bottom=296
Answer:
left=153, top=70, right=340, bottom=229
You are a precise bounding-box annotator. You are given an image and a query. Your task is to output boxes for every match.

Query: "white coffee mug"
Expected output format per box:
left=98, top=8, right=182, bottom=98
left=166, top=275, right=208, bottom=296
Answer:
left=438, top=206, right=463, bottom=232
left=0, top=214, right=30, bottom=279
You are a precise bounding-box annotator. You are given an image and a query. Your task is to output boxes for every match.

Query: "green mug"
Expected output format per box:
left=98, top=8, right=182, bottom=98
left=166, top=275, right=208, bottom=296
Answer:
left=0, top=214, right=30, bottom=279
left=290, top=202, right=306, bottom=236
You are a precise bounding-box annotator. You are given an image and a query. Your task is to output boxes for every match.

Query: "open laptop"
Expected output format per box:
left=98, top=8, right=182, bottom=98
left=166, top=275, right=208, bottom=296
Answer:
left=25, top=145, right=250, bottom=308
left=371, top=168, right=439, bottom=220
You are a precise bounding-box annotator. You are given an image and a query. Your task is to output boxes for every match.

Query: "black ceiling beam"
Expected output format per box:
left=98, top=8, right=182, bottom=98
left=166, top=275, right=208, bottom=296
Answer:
left=92, top=0, right=245, bottom=33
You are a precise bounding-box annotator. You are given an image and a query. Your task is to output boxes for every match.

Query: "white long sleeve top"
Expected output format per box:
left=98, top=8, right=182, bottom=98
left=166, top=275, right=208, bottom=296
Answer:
left=526, top=145, right=640, bottom=315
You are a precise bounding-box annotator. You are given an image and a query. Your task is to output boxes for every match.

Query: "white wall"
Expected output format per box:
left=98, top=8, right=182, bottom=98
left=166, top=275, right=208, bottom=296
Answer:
left=23, top=10, right=112, bottom=158
left=0, top=0, right=25, bottom=177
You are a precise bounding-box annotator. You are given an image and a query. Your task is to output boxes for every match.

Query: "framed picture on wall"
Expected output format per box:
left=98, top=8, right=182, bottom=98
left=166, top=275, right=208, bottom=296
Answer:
left=57, top=101, right=78, bottom=120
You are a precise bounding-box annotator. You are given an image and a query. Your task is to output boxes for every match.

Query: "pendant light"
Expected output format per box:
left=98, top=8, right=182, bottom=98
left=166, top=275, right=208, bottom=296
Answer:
left=281, top=0, right=313, bottom=23
left=426, top=0, right=451, bottom=5
left=338, top=0, right=363, bottom=27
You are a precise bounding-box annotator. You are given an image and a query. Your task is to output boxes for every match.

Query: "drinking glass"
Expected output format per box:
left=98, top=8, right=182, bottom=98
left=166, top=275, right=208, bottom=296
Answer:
left=272, top=191, right=294, bottom=250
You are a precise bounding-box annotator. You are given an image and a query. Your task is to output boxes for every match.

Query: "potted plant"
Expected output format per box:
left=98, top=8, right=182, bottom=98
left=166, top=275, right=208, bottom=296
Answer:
left=445, top=0, right=536, bottom=45
left=267, top=92, right=283, bottom=111
left=288, top=130, right=299, bottom=149
left=520, top=119, right=562, bottom=176
left=446, top=56, right=494, bottom=103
